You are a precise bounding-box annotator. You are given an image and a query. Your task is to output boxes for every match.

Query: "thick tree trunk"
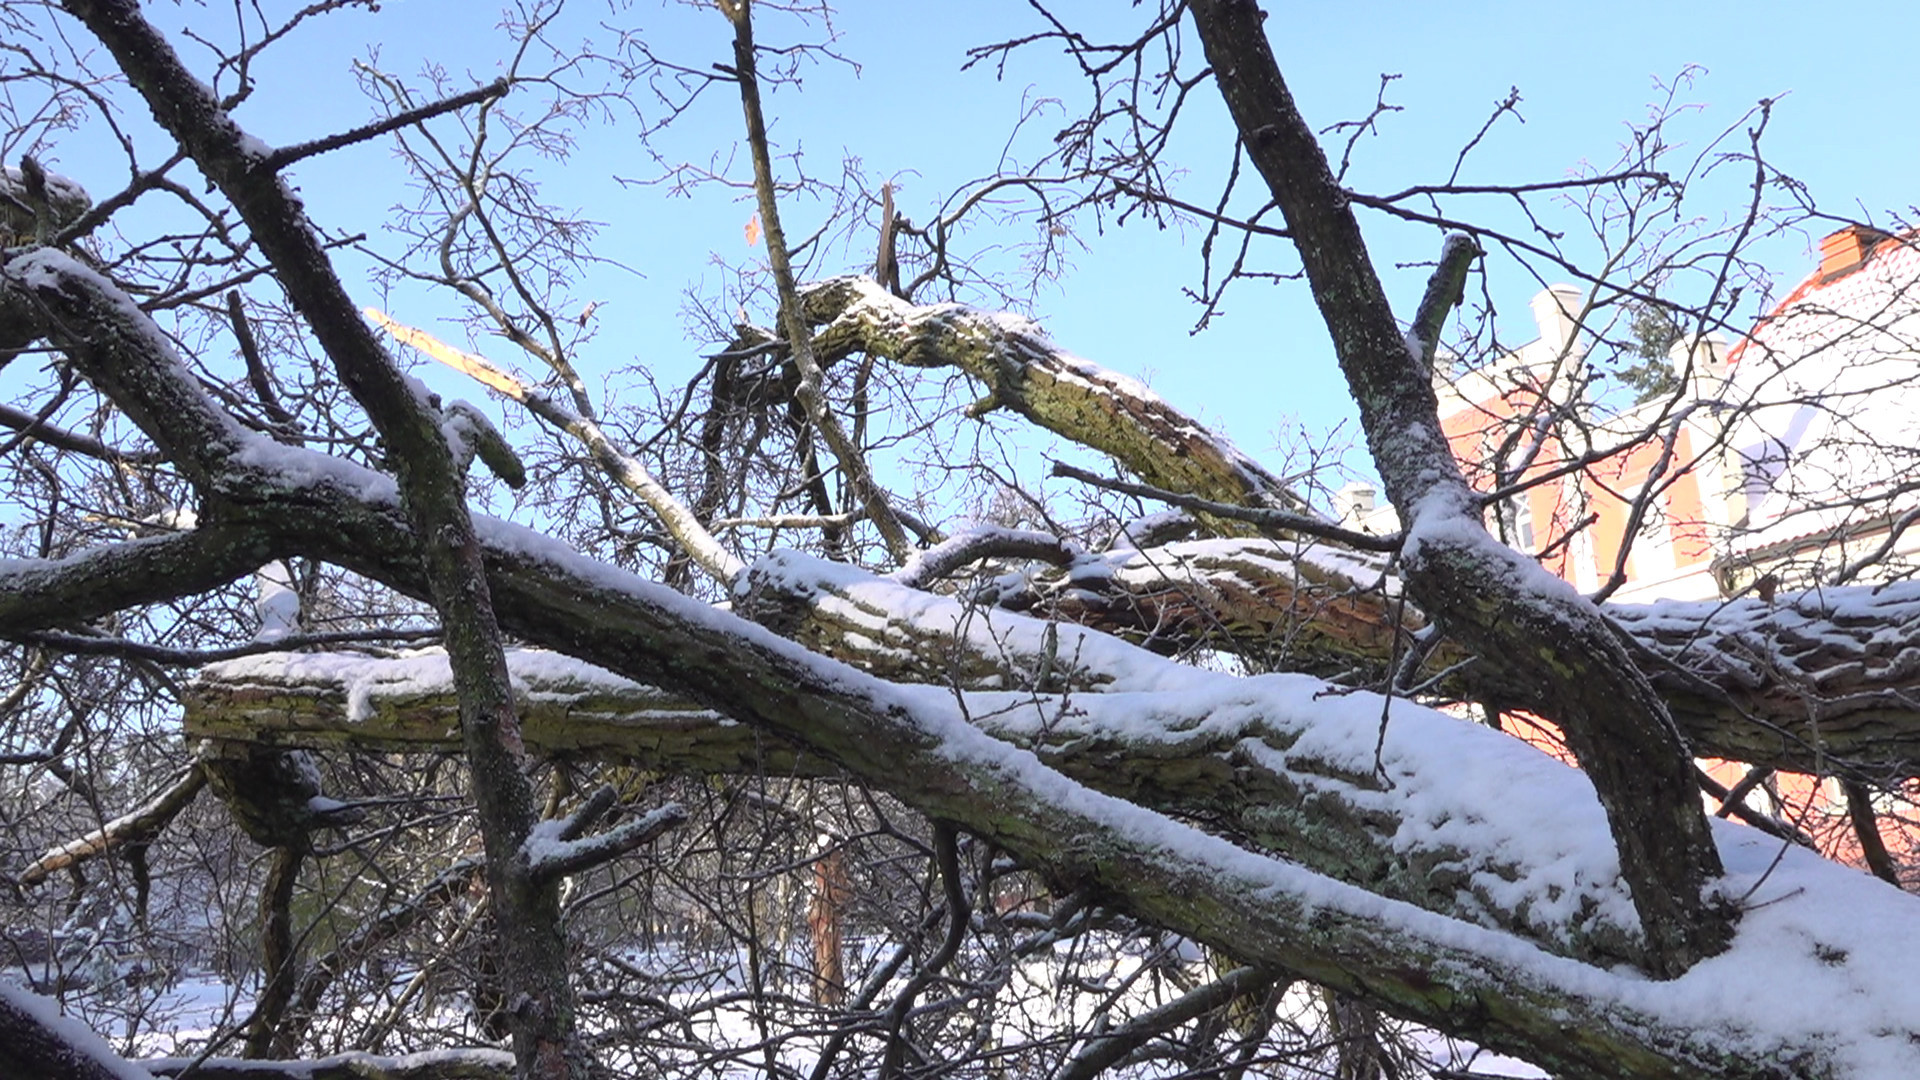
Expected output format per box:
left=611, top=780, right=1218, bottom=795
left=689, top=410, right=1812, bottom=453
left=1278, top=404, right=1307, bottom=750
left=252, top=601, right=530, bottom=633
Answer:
left=808, top=847, right=851, bottom=1007
left=1185, top=0, right=1733, bottom=976
left=53, top=4, right=587, bottom=1073
left=279, top=518, right=1848, bottom=1077
left=178, top=556, right=1664, bottom=974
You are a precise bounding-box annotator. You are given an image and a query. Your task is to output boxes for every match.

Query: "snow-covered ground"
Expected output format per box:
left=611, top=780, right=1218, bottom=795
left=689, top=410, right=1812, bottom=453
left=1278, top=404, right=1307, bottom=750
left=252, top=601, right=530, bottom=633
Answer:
left=11, top=931, right=1544, bottom=1078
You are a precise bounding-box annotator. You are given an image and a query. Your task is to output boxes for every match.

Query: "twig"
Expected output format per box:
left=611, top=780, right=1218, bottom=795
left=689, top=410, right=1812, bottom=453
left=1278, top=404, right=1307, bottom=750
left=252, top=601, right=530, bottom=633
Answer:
left=260, top=79, right=511, bottom=172
left=878, top=822, right=968, bottom=1080
left=18, top=626, right=442, bottom=666
left=1056, top=965, right=1274, bottom=1080
left=521, top=792, right=687, bottom=884
left=1051, top=461, right=1401, bottom=552
left=722, top=0, right=914, bottom=563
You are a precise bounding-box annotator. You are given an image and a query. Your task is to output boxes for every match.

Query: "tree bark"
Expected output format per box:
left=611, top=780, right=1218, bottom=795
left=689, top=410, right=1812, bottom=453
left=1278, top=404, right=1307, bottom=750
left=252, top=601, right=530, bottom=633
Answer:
left=244, top=845, right=305, bottom=1058
left=326, top=267, right=1920, bottom=784
left=176, top=562, right=1656, bottom=974
left=800, top=275, right=1311, bottom=523
left=0, top=981, right=152, bottom=1080
left=17, top=766, right=205, bottom=887
left=285, top=518, right=1840, bottom=1077
left=808, top=847, right=851, bottom=1006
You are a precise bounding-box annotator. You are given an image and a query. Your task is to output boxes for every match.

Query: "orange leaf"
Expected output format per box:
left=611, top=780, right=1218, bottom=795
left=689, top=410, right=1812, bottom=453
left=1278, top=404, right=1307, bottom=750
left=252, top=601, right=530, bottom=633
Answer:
left=745, top=213, right=762, bottom=247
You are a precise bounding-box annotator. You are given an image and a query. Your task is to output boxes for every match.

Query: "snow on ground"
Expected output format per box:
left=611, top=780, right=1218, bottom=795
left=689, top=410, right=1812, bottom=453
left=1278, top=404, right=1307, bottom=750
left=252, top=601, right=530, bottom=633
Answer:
left=10, top=939, right=1538, bottom=1078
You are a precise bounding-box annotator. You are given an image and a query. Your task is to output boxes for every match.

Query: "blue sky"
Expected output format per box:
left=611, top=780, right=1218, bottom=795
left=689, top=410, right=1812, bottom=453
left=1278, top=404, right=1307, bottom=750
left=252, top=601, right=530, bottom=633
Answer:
left=25, top=0, right=1920, bottom=499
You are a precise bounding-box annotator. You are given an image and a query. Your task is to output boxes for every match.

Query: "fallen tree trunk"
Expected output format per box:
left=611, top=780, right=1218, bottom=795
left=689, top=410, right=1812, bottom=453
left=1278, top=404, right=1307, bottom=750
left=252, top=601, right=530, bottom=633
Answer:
left=12, top=218, right=1920, bottom=1079
left=372, top=264, right=1920, bottom=783
left=193, top=632, right=1662, bottom=964
left=1012, top=538, right=1920, bottom=779
left=807, top=528, right=1920, bottom=783
left=184, top=533, right=1920, bottom=781
left=282, top=506, right=1916, bottom=1077
left=790, top=275, right=1920, bottom=779
left=180, top=547, right=1861, bottom=978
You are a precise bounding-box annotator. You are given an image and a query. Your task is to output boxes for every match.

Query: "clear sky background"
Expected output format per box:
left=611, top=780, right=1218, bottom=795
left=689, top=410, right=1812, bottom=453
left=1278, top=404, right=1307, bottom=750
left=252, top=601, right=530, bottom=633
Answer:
left=25, top=0, right=1920, bottom=503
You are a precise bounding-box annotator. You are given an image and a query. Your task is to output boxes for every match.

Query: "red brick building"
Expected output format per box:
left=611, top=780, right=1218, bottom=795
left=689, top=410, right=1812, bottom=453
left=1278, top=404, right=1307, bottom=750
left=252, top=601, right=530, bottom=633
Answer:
left=1336, top=228, right=1920, bottom=881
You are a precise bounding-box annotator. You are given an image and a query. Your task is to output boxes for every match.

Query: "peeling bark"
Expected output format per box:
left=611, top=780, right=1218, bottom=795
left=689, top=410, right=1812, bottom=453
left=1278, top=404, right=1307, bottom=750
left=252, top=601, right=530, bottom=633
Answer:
left=808, top=848, right=851, bottom=1007
left=800, top=275, right=1311, bottom=525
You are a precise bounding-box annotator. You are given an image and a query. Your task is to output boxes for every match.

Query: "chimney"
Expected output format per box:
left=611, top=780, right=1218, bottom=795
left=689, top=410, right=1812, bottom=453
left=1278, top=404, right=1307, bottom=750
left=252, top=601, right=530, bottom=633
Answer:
left=1529, top=284, right=1583, bottom=356
left=1667, top=332, right=1731, bottom=393
left=1818, top=225, right=1886, bottom=278
left=1333, top=482, right=1377, bottom=528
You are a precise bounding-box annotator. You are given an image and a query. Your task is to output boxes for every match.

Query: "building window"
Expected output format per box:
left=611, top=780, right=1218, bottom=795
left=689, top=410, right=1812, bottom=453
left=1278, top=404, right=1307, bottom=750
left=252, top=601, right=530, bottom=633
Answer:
left=1495, top=495, right=1535, bottom=551
left=1570, top=521, right=1599, bottom=592
left=1627, top=485, right=1674, bottom=579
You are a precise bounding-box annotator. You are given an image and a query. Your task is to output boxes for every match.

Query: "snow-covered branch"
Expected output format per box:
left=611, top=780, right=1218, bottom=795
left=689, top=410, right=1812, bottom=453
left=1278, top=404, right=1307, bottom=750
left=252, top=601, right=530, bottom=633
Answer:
left=17, top=764, right=206, bottom=887
left=0, top=977, right=153, bottom=1080
left=799, top=275, right=1314, bottom=523
left=1051, top=460, right=1402, bottom=551
left=51, top=1, right=586, bottom=1067
left=9, top=72, right=1920, bottom=1072
left=173, top=538, right=1901, bottom=982
left=142, top=1049, right=514, bottom=1079
left=7, top=236, right=1913, bottom=1072
left=0, top=523, right=284, bottom=639
left=520, top=797, right=687, bottom=883
left=1190, top=0, right=1730, bottom=971
left=889, top=526, right=1078, bottom=590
